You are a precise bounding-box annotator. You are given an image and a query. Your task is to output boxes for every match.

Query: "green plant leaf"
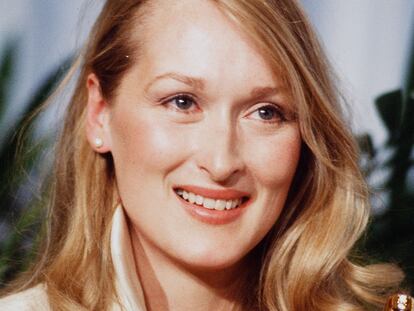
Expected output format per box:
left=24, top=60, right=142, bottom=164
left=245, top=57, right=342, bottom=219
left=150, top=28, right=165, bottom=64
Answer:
left=0, top=56, right=73, bottom=219
left=0, top=41, right=17, bottom=124
left=375, top=90, right=403, bottom=144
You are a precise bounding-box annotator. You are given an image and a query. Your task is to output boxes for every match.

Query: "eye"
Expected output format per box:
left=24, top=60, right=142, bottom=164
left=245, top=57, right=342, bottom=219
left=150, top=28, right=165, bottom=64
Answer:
left=162, top=94, right=199, bottom=113
left=248, top=104, right=286, bottom=123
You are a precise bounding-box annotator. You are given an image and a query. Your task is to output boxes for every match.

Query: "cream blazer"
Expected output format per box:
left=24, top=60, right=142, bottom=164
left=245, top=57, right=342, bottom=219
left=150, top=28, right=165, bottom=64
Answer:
left=0, top=207, right=147, bottom=311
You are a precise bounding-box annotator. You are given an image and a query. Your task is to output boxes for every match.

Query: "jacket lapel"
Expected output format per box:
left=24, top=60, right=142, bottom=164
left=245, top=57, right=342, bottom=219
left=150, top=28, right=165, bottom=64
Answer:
left=111, top=207, right=147, bottom=311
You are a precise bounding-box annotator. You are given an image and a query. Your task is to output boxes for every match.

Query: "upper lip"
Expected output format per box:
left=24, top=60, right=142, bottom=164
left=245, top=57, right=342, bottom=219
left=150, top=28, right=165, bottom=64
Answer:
left=174, top=185, right=250, bottom=200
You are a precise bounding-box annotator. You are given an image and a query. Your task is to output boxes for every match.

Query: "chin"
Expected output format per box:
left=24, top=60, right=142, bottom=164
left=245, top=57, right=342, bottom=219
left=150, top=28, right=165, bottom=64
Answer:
left=172, top=244, right=253, bottom=273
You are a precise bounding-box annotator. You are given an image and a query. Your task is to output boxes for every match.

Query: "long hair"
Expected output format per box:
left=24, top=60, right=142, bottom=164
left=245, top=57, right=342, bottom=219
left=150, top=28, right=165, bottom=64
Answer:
left=4, top=0, right=404, bottom=310
left=213, top=2, right=404, bottom=309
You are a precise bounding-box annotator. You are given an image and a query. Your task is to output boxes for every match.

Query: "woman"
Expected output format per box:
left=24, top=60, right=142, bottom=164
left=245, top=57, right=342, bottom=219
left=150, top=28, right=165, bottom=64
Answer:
left=0, top=0, right=406, bottom=310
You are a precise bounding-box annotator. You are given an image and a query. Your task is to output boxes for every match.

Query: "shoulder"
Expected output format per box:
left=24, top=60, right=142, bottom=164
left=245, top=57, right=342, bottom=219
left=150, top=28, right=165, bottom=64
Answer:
left=0, top=284, right=50, bottom=311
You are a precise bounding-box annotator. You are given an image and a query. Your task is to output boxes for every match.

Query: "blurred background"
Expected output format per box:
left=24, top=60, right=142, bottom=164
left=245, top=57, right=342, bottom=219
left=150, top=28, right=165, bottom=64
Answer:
left=0, top=0, right=413, bottom=290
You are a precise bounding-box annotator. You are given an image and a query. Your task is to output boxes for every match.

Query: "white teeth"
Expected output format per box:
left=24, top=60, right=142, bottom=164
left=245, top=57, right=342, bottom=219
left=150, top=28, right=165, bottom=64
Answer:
left=225, top=200, right=232, bottom=210
left=175, top=189, right=245, bottom=211
left=231, top=200, right=239, bottom=209
left=189, top=192, right=196, bottom=204
left=203, top=198, right=216, bottom=209
left=215, top=200, right=226, bottom=211
left=195, top=195, right=203, bottom=205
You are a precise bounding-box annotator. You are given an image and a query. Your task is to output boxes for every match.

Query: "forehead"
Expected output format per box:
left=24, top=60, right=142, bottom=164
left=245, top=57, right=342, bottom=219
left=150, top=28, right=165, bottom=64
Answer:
left=131, top=0, right=280, bottom=90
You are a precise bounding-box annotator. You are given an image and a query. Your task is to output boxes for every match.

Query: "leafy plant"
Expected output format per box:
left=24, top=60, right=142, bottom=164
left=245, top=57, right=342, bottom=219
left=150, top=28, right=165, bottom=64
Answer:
left=359, top=34, right=414, bottom=289
left=0, top=41, right=71, bottom=286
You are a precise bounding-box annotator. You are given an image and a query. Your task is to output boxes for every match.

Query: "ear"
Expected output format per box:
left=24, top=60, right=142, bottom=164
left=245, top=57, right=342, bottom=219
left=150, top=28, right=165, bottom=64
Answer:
left=85, top=73, right=112, bottom=153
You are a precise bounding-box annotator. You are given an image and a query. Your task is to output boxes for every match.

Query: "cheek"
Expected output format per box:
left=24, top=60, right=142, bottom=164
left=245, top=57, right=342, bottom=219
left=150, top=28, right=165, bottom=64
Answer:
left=241, top=127, right=301, bottom=234
left=244, top=128, right=302, bottom=189
left=109, top=110, right=188, bottom=173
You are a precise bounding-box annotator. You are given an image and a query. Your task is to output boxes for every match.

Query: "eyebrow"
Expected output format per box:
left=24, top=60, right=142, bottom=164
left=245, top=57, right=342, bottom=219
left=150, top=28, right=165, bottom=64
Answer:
left=145, top=72, right=282, bottom=100
left=145, top=72, right=205, bottom=92
left=250, top=86, right=281, bottom=100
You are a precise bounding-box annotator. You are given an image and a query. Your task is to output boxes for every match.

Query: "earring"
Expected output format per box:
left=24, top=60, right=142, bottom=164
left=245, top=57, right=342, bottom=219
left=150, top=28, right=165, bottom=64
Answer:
left=94, top=137, right=103, bottom=148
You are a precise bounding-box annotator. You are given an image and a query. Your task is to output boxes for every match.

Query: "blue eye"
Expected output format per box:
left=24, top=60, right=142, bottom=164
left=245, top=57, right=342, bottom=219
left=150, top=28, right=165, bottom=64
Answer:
left=168, top=95, right=196, bottom=111
left=252, top=104, right=285, bottom=122
left=258, top=106, right=277, bottom=120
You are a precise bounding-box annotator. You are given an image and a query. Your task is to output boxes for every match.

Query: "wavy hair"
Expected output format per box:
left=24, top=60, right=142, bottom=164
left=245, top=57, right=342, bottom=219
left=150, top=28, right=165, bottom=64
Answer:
left=4, top=0, right=404, bottom=310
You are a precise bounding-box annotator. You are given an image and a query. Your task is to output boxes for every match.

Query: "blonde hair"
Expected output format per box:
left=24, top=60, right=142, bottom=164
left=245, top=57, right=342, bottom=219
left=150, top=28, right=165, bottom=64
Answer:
left=4, top=0, right=404, bottom=310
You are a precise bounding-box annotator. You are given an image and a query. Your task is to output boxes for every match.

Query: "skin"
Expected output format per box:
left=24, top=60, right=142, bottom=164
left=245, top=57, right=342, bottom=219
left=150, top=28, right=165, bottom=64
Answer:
left=86, top=0, right=301, bottom=310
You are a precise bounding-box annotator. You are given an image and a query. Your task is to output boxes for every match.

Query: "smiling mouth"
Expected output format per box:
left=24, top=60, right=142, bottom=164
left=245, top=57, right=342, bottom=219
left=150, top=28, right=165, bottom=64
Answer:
left=174, top=188, right=249, bottom=211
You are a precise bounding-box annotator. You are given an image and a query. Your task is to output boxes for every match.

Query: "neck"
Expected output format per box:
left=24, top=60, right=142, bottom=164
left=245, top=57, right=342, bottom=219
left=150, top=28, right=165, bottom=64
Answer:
left=130, top=227, right=258, bottom=311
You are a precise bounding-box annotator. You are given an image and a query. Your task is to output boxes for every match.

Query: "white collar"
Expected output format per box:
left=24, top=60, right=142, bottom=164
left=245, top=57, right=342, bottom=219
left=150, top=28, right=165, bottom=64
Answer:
left=111, top=206, right=147, bottom=311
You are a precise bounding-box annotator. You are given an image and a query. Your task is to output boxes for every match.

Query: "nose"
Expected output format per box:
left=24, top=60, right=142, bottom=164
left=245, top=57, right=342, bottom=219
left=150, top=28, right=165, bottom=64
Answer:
left=195, top=118, right=245, bottom=183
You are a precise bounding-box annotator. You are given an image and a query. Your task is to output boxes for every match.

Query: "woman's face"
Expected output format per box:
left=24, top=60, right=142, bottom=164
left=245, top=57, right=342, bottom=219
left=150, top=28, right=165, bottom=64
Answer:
left=89, top=0, right=301, bottom=270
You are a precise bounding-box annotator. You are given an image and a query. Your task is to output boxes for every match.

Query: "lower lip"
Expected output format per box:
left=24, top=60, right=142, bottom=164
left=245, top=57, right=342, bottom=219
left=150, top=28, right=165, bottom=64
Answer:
left=175, top=192, right=249, bottom=225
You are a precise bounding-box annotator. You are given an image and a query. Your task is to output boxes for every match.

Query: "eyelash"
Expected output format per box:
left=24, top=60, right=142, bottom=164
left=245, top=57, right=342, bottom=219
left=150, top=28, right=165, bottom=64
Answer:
left=161, top=94, right=199, bottom=114
left=248, top=104, right=287, bottom=124
left=161, top=94, right=287, bottom=123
